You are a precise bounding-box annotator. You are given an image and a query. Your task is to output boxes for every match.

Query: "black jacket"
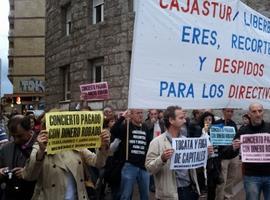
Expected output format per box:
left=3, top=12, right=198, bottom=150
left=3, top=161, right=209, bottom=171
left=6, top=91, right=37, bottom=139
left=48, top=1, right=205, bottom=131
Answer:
left=234, top=121, right=270, bottom=176
left=111, top=116, right=151, bottom=169
left=0, top=136, right=36, bottom=200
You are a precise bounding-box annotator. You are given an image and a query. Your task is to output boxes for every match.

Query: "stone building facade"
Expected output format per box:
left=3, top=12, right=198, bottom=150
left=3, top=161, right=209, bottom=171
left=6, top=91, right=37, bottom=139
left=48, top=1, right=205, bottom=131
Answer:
left=45, top=0, right=270, bottom=112
left=45, top=0, right=134, bottom=110
left=8, top=0, right=45, bottom=111
left=242, top=0, right=270, bottom=17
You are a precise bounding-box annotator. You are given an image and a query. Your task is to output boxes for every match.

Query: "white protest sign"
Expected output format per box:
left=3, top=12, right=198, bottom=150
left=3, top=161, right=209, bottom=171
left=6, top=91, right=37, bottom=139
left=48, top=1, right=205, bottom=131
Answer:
left=128, top=0, right=270, bottom=109
left=241, top=133, right=270, bottom=163
left=170, top=137, right=208, bottom=170
left=210, top=125, right=236, bottom=145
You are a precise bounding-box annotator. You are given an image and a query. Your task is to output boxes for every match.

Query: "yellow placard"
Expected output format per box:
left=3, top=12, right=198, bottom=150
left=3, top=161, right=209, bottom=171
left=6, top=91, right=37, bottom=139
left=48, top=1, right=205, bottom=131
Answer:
left=45, top=111, right=103, bottom=154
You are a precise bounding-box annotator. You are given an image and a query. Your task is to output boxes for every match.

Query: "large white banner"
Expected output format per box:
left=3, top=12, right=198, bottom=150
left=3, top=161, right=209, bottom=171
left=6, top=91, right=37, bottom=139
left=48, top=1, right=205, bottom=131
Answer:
left=128, top=0, right=270, bottom=109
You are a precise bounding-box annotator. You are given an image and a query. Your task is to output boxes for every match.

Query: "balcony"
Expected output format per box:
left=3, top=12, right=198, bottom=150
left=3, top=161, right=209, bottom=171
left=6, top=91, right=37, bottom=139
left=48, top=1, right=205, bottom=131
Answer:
left=8, top=29, right=14, bottom=37
left=9, top=0, right=15, bottom=7
left=8, top=67, right=13, bottom=74
left=8, top=48, right=14, bottom=56
left=9, top=10, right=14, bottom=19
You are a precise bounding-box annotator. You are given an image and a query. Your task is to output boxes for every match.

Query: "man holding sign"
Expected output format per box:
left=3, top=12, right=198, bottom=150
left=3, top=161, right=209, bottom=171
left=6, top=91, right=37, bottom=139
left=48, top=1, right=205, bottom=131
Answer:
left=21, top=111, right=110, bottom=200
left=111, top=109, right=151, bottom=200
left=233, top=103, right=270, bottom=200
left=145, top=106, right=200, bottom=200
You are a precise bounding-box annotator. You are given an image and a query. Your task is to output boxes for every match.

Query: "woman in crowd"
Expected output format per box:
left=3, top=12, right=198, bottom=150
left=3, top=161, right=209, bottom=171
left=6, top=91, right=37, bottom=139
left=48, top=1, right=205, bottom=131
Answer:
left=197, top=112, right=215, bottom=199
left=198, top=112, right=219, bottom=200
left=199, top=111, right=239, bottom=200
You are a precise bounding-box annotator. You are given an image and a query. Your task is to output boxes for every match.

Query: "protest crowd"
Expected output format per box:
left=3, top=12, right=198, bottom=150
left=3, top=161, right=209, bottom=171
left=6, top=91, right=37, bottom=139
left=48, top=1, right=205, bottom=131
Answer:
left=1, top=0, right=270, bottom=199
left=0, top=101, right=269, bottom=200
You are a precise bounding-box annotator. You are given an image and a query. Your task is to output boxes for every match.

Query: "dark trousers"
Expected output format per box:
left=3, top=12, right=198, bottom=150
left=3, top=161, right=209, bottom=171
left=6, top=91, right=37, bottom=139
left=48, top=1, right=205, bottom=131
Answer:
left=207, top=185, right=216, bottom=200
left=177, top=185, right=199, bottom=200
left=149, top=175, right=155, bottom=192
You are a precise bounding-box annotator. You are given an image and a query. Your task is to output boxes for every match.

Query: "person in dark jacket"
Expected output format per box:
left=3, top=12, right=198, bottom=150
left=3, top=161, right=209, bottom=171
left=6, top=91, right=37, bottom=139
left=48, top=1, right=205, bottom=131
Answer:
left=214, top=108, right=239, bottom=200
left=197, top=112, right=216, bottom=200
left=232, top=102, right=270, bottom=200
left=239, top=114, right=250, bottom=130
left=145, top=109, right=165, bottom=139
left=111, top=109, right=151, bottom=200
left=188, top=109, right=203, bottom=138
left=0, top=115, right=36, bottom=200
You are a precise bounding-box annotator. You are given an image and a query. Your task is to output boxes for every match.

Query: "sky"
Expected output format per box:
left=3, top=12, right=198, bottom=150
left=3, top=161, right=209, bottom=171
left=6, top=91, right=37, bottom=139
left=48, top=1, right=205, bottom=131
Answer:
left=0, top=0, right=13, bottom=96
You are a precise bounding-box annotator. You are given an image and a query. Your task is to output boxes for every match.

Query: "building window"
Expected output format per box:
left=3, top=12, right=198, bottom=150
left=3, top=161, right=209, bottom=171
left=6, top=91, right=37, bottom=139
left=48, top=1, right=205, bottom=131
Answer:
left=93, top=0, right=104, bottom=24
left=62, top=66, right=71, bottom=100
left=93, top=64, right=103, bottom=82
left=62, top=4, right=72, bottom=36
left=89, top=58, right=104, bottom=83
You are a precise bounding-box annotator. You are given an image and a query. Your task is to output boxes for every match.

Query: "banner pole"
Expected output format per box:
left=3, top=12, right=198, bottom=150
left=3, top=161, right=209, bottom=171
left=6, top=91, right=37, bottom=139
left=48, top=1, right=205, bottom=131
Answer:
left=126, top=119, right=130, bottom=161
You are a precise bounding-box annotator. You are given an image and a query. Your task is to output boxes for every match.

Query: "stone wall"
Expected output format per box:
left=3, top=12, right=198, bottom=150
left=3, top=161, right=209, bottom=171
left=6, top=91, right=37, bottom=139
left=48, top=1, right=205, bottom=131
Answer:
left=242, top=0, right=270, bottom=17
left=45, top=0, right=134, bottom=110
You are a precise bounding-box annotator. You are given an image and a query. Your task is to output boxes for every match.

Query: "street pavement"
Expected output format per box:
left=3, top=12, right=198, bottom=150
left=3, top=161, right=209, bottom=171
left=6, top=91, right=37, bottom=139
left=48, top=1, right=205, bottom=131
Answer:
left=104, top=160, right=251, bottom=199
left=134, top=159, right=246, bottom=200
left=102, top=181, right=245, bottom=200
